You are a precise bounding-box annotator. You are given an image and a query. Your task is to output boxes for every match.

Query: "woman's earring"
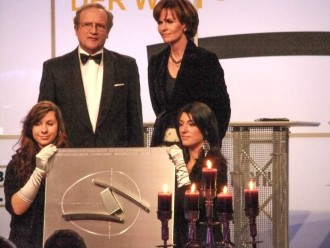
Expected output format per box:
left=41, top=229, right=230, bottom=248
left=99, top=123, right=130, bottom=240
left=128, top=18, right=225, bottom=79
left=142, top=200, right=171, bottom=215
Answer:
left=203, top=139, right=210, bottom=156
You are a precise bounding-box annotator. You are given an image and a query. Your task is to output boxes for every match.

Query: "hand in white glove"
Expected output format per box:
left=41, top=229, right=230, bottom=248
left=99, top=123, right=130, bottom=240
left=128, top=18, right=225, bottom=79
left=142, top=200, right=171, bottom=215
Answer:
left=167, top=145, right=191, bottom=188
left=36, top=144, right=57, bottom=172
left=17, top=144, right=57, bottom=203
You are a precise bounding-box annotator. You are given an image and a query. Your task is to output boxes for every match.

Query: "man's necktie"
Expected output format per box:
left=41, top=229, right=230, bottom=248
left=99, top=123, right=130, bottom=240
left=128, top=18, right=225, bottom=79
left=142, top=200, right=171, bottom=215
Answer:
left=80, top=53, right=102, bottom=65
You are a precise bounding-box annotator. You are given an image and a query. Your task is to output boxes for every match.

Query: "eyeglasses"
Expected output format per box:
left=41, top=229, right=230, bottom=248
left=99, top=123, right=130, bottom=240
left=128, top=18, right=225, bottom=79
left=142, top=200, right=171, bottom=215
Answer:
left=79, top=22, right=107, bottom=32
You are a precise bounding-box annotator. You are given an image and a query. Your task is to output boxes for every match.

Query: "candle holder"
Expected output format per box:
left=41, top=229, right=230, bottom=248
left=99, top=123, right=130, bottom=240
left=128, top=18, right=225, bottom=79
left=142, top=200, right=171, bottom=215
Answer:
left=244, top=207, right=262, bottom=248
left=184, top=210, right=201, bottom=248
left=200, top=189, right=218, bottom=247
left=217, top=212, right=235, bottom=248
left=157, top=211, right=174, bottom=247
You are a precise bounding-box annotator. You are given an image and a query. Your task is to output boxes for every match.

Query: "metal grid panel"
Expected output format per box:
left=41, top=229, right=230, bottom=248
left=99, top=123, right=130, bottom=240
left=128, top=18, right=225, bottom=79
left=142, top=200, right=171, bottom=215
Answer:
left=229, top=126, right=289, bottom=248
left=143, top=125, right=289, bottom=248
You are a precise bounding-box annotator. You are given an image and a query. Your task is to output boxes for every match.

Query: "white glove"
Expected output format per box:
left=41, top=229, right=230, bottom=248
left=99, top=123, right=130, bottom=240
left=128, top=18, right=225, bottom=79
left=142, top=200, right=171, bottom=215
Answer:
left=18, top=168, right=45, bottom=203
left=167, top=145, right=191, bottom=188
left=36, top=144, right=57, bottom=171
left=17, top=144, right=57, bottom=203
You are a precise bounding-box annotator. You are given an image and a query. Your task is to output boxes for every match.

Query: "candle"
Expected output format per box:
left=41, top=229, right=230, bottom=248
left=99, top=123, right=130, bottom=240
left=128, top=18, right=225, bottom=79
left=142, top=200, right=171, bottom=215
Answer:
left=216, top=186, right=233, bottom=213
left=244, top=181, right=259, bottom=209
left=201, top=160, right=217, bottom=190
left=158, top=184, right=172, bottom=212
left=184, top=183, right=199, bottom=211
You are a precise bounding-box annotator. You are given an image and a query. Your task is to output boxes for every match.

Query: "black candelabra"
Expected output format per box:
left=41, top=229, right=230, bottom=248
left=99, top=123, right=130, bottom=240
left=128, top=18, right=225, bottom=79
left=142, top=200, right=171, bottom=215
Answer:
left=244, top=181, right=262, bottom=248
left=244, top=207, right=262, bottom=248
left=201, top=188, right=218, bottom=247
left=157, top=210, right=174, bottom=248
left=215, top=185, right=235, bottom=248
left=184, top=210, right=201, bottom=247
left=217, top=212, right=235, bottom=248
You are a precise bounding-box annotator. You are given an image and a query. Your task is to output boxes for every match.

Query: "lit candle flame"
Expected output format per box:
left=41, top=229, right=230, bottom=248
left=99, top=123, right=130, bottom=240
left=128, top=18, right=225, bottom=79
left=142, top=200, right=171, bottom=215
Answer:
left=249, top=181, right=254, bottom=190
left=223, top=185, right=228, bottom=193
left=191, top=183, right=196, bottom=192
left=206, top=160, right=212, bottom=169
left=163, top=184, right=169, bottom=193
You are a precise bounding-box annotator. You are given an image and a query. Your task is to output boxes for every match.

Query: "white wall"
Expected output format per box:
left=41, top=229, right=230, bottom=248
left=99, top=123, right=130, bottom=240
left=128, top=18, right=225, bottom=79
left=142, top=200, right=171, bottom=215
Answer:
left=1, top=0, right=330, bottom=246
left=0, top=0, right=52, bottom=133
left=0, top=0, right=52, bottom=237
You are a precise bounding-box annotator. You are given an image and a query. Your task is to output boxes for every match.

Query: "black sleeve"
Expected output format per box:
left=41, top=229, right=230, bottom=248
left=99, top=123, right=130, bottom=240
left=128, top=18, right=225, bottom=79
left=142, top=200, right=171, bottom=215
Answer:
left=4, top=159, right=21, bottom=215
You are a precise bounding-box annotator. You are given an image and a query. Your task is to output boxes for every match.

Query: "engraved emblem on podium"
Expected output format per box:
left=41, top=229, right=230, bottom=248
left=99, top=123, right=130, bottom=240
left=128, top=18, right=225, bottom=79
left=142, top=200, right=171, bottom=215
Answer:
left=59, top=170, right=150, bottom=237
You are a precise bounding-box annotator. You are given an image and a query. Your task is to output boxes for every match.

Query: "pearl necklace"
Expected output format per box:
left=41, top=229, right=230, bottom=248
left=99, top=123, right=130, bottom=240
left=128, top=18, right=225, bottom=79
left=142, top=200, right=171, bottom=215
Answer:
left=169, top=54, right=182, bottom=67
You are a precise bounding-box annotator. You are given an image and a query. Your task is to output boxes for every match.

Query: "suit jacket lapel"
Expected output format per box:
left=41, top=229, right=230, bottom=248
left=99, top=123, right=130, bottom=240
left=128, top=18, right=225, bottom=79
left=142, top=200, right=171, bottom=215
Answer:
left=155, top=47, right=170, bottom=108
left=171, top=41, right=197, bottom=101
left=69, top=49, right=93, bottom=130
left=96, top=49, right=115, bottom=129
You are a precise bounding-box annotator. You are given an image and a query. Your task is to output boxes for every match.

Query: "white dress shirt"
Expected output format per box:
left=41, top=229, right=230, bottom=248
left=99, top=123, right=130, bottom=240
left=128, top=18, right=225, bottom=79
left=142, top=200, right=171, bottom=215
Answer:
left=78, top=47, right=104, bottom=133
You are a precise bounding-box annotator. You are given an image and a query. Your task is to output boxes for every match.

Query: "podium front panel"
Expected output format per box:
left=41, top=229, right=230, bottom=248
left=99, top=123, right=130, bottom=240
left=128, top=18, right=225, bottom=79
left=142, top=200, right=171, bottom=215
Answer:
left=44, top=147, right=175, bottom=248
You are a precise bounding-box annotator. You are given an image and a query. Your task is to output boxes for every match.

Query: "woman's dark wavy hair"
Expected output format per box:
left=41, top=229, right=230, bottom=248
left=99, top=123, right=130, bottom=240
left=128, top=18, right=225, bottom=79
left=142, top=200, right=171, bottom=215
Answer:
left=153, top=0, right=199, bottom=40
left=176, top=102, right=227, bottom=166
left=13, top=101, right=69, bottom=184
left=176, top=101, right=220, bottom=147
left=44, top=229, right=86, bottom=248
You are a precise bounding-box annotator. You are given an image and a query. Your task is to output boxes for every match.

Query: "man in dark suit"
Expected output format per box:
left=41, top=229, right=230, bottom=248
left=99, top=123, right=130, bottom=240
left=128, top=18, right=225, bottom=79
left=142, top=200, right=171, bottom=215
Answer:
left=38, top=3, right=144, bottom=148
